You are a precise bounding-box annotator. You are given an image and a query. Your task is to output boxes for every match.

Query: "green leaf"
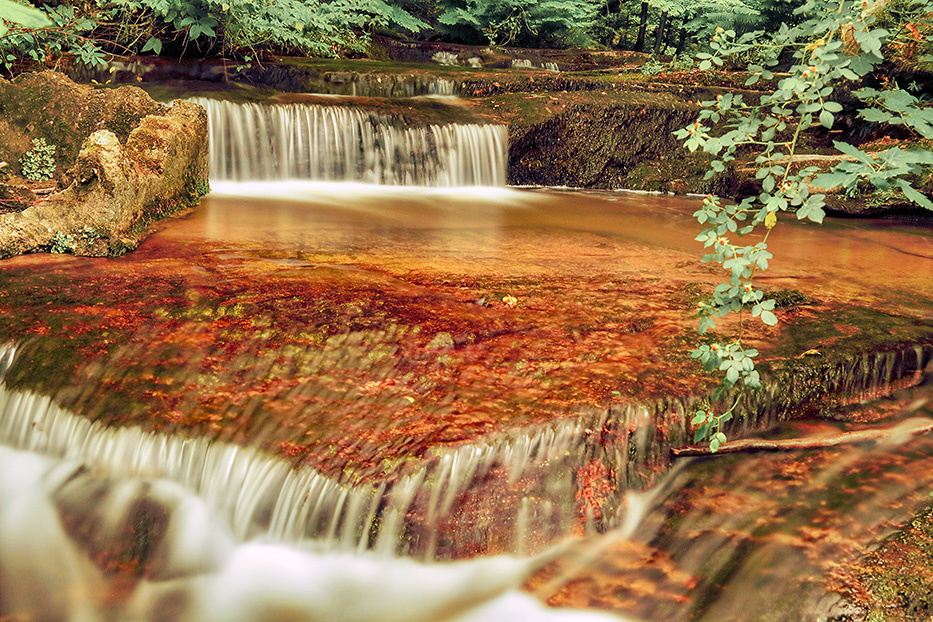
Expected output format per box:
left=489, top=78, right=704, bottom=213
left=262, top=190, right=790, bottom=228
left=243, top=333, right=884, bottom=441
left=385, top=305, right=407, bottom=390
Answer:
left=140, top=36, right=162, bottom=54
left=819, top=109, right=834, bottom=129
left=860, top=108, right=894, bottom=123
left=895, top=179, right=933, bottom=211
left=834, top=141, right=875, bottom=165
left=760, top=310, right=778, bottom=326
left=726, top=366, right=740, bottom=384
left=0, top=0, right=50, bottom=28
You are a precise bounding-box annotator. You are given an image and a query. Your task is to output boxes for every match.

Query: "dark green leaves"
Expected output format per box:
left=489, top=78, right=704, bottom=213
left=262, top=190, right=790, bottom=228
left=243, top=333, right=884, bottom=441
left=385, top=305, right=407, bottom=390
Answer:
left=141, top=36, right=162, bottom=54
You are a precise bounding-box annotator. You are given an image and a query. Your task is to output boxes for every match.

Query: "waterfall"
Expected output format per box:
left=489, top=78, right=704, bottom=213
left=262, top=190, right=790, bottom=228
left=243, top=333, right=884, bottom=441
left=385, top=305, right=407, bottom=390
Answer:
left=194, top=98, right=508, bottom=186
left=0, top=376, right=659, bottom=559
left=1, top=339, right=929, bottom=560
left=0, top=443, right=628, bottom=622
left=0, top=336, right=680, bottom=560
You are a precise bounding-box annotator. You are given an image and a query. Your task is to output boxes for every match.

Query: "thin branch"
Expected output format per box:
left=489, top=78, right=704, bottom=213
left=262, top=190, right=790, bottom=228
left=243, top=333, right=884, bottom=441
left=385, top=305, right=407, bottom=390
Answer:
left=673, top=414, right=933, bottom=457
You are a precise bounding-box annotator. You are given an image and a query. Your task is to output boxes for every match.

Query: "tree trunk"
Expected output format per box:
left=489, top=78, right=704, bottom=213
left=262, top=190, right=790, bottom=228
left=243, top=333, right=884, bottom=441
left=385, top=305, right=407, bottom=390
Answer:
left=675, top=26, right=688, bottom=54
left=653, top=11, right=668, bottom=54
left=666, top=17, right=680, bottom=49
left=635, top=2, right=649, bottom=51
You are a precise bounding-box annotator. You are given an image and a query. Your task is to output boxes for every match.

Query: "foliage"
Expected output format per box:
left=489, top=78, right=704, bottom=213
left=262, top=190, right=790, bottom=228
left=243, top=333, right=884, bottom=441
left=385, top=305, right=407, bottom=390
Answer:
left=640, top=53, right=665, bottom=74
left=676, top=0, right=933, bottom=450
left=874, top=0, right=933, bottom=69
left=593, top=0, right=765, bottom=53
left=0, top=0, right=49, bottom=35
left=48, top=226, right=99, bottom=254
left=49, top=231, right=75, bottom=253
left=0, top=0, right=427, bottom=67
left=660, top=0, right=760, bottom=42
left=436, top=0, right=597, bottom=47
left=0, top=0, right=105, bottom=73
left=103, top=0, right=427, bottom=58
left=19, top=138, right=56, bottom=181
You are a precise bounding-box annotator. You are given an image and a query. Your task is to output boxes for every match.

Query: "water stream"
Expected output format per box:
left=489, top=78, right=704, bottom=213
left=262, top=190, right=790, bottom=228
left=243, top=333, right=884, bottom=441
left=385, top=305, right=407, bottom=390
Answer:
left=195, top=98, right=507, bottom=186
left=0, top=90, right=932, bottom=621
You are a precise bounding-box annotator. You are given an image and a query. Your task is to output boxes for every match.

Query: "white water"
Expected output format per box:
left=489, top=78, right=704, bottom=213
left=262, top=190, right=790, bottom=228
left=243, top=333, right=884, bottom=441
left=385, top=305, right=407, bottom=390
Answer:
left=0, top=357, right=670, bottom=558
left=0, top=344, right=635, bottom=621
left=194, top=98, right=508, bottom=186
left=0, top=443, right=638, bottom=622
left=207, top=180, right=532, bottom=203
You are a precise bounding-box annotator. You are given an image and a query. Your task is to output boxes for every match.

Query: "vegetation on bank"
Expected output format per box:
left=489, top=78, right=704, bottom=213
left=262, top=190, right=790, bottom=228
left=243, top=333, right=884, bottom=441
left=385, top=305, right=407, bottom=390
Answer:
left=0, top=0, right=928, bottom=70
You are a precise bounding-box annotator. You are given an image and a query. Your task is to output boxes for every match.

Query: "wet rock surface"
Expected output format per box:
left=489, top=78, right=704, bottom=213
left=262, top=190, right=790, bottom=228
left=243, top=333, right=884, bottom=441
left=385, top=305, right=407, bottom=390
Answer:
left=0, top=190, right=929, bottom=486
left=525, top=385, right=933, bottom=621
left=507, top=100, right=733, bottom=193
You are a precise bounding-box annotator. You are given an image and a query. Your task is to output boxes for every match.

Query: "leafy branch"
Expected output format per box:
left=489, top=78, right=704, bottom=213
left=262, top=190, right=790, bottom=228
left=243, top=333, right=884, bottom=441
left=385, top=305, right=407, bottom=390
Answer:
left=676, top=0, right=933, bottom=451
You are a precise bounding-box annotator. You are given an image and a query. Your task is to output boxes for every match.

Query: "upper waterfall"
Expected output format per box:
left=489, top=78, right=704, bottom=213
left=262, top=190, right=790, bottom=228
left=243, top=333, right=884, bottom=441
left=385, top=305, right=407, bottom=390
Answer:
left=193, top=98, right=508, bottom=187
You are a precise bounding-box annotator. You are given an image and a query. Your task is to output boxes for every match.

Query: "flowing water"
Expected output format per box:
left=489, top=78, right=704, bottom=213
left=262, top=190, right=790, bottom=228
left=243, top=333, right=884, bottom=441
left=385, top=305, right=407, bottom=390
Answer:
left=0, top=96, right=932, bottom=621
left=195, top=98, right=507, bottom=186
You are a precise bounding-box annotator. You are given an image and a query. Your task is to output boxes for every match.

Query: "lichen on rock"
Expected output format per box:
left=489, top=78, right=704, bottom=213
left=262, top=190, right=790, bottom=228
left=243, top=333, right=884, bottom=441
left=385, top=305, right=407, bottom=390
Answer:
left=0, top=72, right=209, bottom=258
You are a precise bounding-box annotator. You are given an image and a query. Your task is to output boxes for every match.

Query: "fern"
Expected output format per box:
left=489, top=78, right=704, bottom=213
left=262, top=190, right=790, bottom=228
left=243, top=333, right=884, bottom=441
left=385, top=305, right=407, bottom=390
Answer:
left=437, top=0, right=596, bottom=46
left=99, top=0, right=426, bottom=58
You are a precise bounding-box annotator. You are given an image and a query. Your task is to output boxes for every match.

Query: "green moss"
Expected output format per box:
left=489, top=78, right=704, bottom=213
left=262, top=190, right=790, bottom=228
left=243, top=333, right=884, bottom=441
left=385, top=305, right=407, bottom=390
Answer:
left=768, top=288, right=818, bottom=309
left=771, top=306, right=933, bottom=361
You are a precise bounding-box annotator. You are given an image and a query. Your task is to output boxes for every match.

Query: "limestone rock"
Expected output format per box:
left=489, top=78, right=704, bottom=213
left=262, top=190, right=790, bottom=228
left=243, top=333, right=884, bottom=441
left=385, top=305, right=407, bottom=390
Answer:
left=0, top=72, right=209, bottom=258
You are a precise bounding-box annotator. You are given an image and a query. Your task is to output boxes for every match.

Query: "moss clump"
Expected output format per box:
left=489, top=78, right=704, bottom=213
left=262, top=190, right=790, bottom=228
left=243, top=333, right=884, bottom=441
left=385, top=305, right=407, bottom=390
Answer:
left=768, top=288, right=819, bottom=309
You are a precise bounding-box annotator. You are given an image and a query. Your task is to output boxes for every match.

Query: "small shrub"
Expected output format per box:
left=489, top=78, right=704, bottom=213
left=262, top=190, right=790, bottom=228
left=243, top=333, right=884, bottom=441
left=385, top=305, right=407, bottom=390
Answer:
left=640, top=55, right=665, bottom=76
left=669, top=54, right=694, bottom=71
left=20, top=138, right=56, bottom=181
left=77, top=225, right=100, bottom=243
left=50, top=231, right=75, bottom=254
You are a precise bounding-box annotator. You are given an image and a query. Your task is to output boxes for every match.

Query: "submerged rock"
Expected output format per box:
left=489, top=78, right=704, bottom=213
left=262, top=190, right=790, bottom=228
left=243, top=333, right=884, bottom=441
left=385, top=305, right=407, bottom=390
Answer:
left=0, top=71, right=209, bottom=258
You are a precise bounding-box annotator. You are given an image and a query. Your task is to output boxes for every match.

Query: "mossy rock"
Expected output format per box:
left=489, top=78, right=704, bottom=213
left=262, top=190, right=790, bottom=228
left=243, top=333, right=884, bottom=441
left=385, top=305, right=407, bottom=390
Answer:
left=0, top=73, right=209, bottom=258
left=837, top=503, right=933, bottom=622
left=507, top=100, right=727, bottom=192
left=0, top=71, right=165, bottom=178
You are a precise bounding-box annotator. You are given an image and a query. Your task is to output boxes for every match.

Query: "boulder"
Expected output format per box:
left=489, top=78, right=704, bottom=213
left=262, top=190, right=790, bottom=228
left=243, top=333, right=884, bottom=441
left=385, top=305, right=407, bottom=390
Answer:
left=0, top=71, right=209, bottom=258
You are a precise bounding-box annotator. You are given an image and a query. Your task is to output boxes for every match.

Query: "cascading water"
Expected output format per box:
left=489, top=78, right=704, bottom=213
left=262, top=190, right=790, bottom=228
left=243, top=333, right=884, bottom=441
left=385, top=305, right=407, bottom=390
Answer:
left=2, top=333, right=931, bottom=621
left=2, top=77, right=932, bottom=619
left=194, top=98, right=508, bottom=186
left=0, top=343, right=633, bottom=622
left=0, top=344, right=683, bottom=560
